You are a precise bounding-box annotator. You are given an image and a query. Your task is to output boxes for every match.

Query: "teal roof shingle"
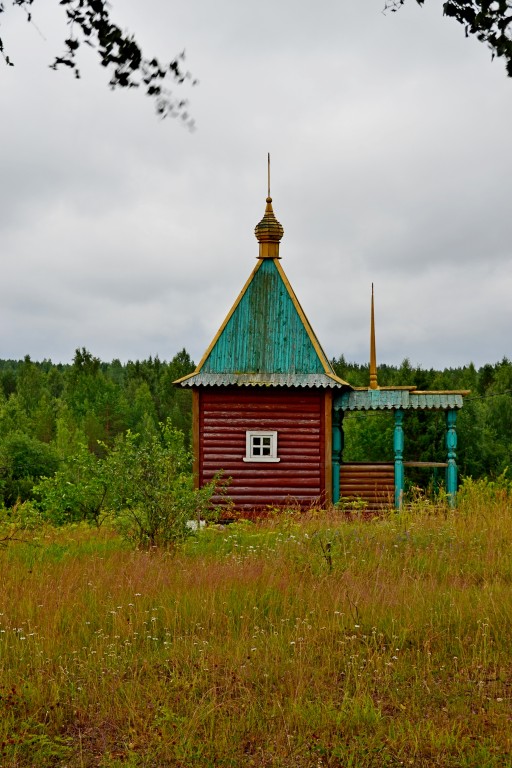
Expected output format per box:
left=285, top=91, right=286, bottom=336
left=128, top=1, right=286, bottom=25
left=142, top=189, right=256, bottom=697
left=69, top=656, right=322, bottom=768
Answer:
left=177, top=257, right=350, bottom=389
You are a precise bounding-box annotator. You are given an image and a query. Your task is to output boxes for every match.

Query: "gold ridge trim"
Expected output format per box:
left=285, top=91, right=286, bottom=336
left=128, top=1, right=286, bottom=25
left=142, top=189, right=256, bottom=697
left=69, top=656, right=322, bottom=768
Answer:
left=274, top=259, right=351, bottom=387
left=173, top=259, right=265, bottom=383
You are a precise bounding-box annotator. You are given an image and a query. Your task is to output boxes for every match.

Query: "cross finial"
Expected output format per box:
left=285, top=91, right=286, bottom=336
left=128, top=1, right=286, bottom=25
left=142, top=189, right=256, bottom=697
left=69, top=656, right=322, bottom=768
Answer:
left=254, top=153, right=284, bottom=258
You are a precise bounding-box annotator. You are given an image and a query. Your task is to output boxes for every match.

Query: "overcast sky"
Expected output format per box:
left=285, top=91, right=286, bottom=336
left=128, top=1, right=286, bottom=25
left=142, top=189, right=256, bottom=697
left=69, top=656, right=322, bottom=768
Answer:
left=1, top=0, right=511, bottom=370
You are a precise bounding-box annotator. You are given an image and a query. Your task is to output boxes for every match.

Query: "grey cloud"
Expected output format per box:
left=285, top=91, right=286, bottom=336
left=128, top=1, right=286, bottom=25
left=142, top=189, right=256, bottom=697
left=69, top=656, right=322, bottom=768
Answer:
left=1, top=0, right=511, bottom=369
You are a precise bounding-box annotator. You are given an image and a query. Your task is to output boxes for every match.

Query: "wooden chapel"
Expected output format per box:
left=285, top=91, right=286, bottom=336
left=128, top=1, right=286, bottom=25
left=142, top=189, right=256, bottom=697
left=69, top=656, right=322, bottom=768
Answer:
left=175, top=186, right=468, bottom=513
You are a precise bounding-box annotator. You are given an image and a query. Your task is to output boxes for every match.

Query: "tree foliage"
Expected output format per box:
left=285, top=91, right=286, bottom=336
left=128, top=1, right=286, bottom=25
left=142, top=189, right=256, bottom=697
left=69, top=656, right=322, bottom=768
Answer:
left=385, top=0, right=512, bottom=75
left=106, top=424, right=223, bottom=548
left=0, top=431, right=58, bottom=507
left=0, top=348, right=195, bottom=507
left=0, top=0, right=196, bottom=123
left=0, top=349, right=511, bottom=516
left=34, top=443, right=110, bottom=525
left=35, top=420, right=224, bottom=546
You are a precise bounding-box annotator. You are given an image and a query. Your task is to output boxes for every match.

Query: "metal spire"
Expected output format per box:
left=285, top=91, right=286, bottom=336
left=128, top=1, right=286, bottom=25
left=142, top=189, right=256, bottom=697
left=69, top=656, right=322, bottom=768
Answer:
left=369, top=283, right=379, bottom=390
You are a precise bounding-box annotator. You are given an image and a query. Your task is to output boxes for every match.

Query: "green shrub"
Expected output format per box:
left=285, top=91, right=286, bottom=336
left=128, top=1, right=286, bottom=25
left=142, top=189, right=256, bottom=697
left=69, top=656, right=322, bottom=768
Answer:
left=0, top=433, right=59, bottom=506
left=35, top=420, right=225, bottom=548
left=34, top=444, right=110, bottom=526
left=108, top=422, right=223, bottom=548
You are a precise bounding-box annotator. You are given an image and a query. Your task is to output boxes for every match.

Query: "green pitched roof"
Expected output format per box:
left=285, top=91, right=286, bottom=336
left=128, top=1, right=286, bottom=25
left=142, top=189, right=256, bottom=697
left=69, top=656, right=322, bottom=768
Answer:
left=177, top=257, right=350, bottom=388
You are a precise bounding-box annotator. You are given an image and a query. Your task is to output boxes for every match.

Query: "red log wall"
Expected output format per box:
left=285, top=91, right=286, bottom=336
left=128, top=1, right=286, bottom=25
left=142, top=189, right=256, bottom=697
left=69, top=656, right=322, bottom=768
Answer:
left=198, top=388, right=327, bottom=512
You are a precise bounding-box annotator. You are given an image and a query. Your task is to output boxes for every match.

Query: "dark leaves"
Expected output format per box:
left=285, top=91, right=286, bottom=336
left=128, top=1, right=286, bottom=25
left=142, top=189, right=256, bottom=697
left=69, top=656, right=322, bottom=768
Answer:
left=1, top=0, right=195, bottom=126
left=64, top=37, right=80, bottom=51
left=442, top=0, right=512, bottom=75
left=384, top=0, right=512, bottom=77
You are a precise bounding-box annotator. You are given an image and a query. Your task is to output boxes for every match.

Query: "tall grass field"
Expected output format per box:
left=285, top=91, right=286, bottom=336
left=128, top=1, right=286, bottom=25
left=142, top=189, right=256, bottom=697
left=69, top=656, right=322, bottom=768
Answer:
left=1, top=480, right=512, bottom=767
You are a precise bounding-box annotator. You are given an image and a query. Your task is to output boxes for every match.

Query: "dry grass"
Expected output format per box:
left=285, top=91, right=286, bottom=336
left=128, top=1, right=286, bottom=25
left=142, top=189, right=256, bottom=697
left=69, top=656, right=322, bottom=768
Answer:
left=1, top=484, right=512, bottom=766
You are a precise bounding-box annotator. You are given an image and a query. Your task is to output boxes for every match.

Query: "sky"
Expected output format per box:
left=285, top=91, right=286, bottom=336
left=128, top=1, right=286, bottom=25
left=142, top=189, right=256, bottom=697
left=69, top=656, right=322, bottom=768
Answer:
left=1, top=0, right=511, bottom=371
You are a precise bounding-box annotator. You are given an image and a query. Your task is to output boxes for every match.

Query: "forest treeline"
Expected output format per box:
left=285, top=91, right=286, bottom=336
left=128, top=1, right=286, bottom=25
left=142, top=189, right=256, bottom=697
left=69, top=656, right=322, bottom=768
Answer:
left=0, top=349, right=511, bottom=510
left=0, top=349, right=195, bottom=509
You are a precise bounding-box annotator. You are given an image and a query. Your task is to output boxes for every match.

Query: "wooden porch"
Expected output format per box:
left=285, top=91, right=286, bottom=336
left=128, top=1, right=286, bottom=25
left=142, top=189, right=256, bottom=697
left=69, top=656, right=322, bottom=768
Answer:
left=339, top=462, right=394, bottom=512
left=338, top=461, right=449, bottom=512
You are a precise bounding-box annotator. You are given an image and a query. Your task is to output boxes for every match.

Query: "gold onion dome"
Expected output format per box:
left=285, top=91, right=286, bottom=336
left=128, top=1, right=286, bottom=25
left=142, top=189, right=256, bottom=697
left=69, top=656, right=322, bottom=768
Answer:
left=254, top=196, right=284, bottom=259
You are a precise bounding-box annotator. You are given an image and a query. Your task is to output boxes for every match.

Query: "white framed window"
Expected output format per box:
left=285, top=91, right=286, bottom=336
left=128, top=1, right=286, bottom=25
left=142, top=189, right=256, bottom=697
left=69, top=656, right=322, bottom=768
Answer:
left=243, top=430, right=280, bottom=463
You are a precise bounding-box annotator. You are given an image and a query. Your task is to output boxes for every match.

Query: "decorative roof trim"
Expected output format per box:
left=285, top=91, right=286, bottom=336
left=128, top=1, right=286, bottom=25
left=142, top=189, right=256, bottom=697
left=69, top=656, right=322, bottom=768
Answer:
left=334, top=389, right=467, bottom=412
left=413, top=390, right=471, bottom=396
left=353, top=385, right=417, bottom=391
left=178, top=372, right=347, bottom=388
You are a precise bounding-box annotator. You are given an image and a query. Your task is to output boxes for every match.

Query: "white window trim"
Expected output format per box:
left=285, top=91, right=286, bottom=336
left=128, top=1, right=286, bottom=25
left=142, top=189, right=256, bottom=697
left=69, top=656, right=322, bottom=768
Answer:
left=243, top=430, right=280, bottom=463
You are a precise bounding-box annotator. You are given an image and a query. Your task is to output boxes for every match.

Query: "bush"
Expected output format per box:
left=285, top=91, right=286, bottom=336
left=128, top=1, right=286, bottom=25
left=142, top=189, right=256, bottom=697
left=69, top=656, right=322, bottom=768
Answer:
left=458, top=469, right=511, bottom=507
left=0, top=433, right=59, bottom=506
left=34, top=445, right=110, bottom=526
left=35, top=420, right=225, bottom=547
left=108, top=422, right=223, bottom=548
left=0, top=499, right=45, bottom=547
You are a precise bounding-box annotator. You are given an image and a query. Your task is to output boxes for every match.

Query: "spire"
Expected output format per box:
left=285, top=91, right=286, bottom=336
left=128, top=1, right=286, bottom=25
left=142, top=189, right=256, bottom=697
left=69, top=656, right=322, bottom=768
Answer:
left=254, top=153, right=284, bottom=259
left=369, top=283, right=379, bottom=390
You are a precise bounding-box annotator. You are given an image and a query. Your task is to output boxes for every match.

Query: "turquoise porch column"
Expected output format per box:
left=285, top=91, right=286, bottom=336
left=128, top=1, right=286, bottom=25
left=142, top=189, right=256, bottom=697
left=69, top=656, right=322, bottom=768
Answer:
left=332, top=411, right=344, bottom=504
left=446, top=409, right=458, bottom=506
left=394, top=409, right=404, bottom=509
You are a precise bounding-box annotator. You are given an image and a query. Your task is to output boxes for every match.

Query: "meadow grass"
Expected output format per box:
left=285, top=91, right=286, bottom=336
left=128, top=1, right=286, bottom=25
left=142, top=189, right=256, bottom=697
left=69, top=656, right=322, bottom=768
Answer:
left=1, top=485, right=512, bottom=767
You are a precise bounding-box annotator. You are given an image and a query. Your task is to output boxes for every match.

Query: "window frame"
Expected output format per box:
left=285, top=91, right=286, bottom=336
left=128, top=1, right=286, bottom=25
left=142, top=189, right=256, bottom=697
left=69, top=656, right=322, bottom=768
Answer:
left=243, top=430, right=280, bottom=463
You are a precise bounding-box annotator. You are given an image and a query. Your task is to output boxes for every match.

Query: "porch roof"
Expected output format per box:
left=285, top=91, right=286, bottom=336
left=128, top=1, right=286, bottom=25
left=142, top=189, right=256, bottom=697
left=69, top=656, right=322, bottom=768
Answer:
left=334, top=388, right=469, bottom=411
